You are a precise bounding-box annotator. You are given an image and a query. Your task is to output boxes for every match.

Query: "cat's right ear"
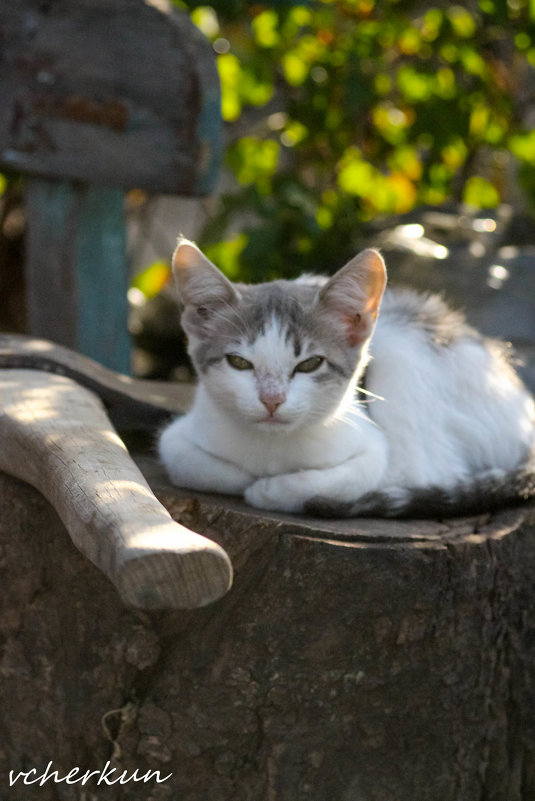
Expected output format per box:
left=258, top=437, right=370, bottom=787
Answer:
left=172, top=239, right=239, bottom=334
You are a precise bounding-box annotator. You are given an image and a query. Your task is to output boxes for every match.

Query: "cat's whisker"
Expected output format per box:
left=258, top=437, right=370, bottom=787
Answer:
left=356, top=386, right=385, bottom=402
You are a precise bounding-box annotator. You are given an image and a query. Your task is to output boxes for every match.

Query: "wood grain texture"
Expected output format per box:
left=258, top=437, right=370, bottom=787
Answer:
left=25, top=178, right=132, bottom=371
left=0, top=368, right=231, bottom=609
left=0, top=0, right=221, bottom=194
left=0, top=332, right=195, bottom=431
left=1, top=460, right=535, bottom=800
left=3, top=339, right=535, bottom=797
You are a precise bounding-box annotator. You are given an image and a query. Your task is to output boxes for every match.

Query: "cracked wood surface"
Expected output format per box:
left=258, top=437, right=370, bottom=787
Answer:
left=0, top=0, right=221, bottom=194
left=0, top=368, right=231, bottom=610
left=0, top=333, right=194, bottom=432
left=2, top=335, right=535, bottom=799
left=1, top=463, right=535, bottom=800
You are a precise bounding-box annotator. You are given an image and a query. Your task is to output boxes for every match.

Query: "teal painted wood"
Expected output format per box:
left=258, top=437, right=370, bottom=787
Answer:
left=26, top=178, right=131, bottom=374
left=25, top=179, right=78, bottom=349
left=75, top=186, right=130, bottom=374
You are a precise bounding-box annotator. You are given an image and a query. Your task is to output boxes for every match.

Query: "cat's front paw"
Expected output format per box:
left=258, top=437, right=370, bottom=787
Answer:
left=244, top=476, right=306, bottom=513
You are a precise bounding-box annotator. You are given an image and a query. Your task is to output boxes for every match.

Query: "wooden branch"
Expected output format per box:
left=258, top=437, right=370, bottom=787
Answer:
left=0, top=368, right=232, bottom=609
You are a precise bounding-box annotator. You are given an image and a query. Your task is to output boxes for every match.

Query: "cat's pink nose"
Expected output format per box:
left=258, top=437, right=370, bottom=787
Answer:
left=261, top=394, right=285, bottom=416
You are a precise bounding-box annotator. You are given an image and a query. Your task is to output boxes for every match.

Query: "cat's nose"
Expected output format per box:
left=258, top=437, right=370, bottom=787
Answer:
left=260, top=393, right=285, bottom=415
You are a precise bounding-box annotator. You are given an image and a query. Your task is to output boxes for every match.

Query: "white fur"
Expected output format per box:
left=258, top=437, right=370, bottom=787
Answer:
left=159, top=316, right=389, bottom=512
left=369, top=309, right=535, bottom=493
left=159, top=245, right=535, bottom=515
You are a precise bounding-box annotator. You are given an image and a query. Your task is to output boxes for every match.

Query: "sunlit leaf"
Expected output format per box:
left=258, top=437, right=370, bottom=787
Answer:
left=316, top=205, right=334, bottom=229
left=204, top=234, right=248, bottom=280
left=190, top=6, right=220, bottom=37
left=282, top=51, right=309, bottom=85
left=288, top=6, right=313, bottom=27
left=252, top=9, right=280, bottom=48
left=228, top=138, right=280, bottom=185
left=441, top=139, right=468, bottom=169
left=131, top=262, right=171, bottom=299
left=217, top=53, right=242, bottom=121
left=436, top=68, right=456, bottom=99
left=238, top=65, right=274, bottom=106
left=374, top=73, right=392, bottom=95
left=396, top=66, right=434, bottom=102
left=440, top=43, right=459, bottom=62
left=337, top=149, right=378, bottom=195
left=460, top=46, right=487, bottom=76
left=398, top=27, right=421, bottom=55
left=515, top=32, right=531, bottom=49
left=421, top=8, right=443, bottom=41
left=447, top=6, right=477, bottom=38
left=388, top=146, right=422, bottom=180
left=385, top=172, right=418, bottom=213
left=469, top=103, right=490, bottom=137
left=509, top=130, right=535, bottom=164
left=463, top=176, right=500, bottom=207
left=373, top=103, right=412, bottom=144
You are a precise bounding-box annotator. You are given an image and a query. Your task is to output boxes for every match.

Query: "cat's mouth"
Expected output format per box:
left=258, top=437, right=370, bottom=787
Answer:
left=255, top=415, right=292, bottom=428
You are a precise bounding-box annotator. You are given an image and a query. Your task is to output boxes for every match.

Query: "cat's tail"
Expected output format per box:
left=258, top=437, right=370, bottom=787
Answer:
left=304, top=463, right=535, bottom=520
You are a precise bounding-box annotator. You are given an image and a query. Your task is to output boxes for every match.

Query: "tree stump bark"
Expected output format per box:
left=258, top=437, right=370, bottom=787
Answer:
left=2, top=455, right=535, bottom=801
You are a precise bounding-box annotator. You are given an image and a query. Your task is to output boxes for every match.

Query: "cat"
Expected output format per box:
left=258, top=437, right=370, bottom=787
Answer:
left=158, top=238, right=535, bottom=518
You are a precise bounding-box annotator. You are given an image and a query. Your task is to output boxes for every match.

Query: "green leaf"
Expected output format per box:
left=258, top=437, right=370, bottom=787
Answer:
left=447, top=6, right=477, bottom=38
left=131, top=262, right=171, bottom=299
left=227, top=138, right=280, bottom=185
left=204, top=234, right=248, bottom=280
left=510, top=130, right=535, bottom=165
left=252, top=10, right=280, bottom=48
left=463, top=176, right=500, bottom=207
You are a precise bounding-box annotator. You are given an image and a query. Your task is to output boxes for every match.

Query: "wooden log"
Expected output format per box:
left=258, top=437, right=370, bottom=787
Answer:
left=2, top=336, right=535, bottom=797
left=1, top=458, right=535, bottom=800
left=0, top=331, right=195, bottom=431
left=0, top=368, right=231, bottom=609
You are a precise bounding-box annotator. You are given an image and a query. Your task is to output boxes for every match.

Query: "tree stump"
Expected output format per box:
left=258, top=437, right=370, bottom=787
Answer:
left=2, top=454, right=535, bottom=800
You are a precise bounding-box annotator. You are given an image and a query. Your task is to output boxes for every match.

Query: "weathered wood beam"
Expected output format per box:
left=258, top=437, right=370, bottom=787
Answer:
left=0, top=0, right=221, bottom=195
left=0, top=332, right=194, bottom=431
left=0, top=0, right=222, bottom=370
left=25, top=178, right=131, bottom=372
left=0, top=367, right=231, bottom=609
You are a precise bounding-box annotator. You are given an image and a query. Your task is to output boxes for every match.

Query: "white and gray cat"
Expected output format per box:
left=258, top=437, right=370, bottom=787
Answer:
left=159, top=238, right=535, bottom=518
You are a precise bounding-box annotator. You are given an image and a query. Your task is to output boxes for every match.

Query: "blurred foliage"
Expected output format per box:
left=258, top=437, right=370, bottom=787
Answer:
left=176, top=0, right=535, bottom=280
left=131, top=260, right=171, bottom=298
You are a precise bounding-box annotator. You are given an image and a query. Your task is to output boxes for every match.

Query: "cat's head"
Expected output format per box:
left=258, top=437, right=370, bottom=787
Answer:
left=172, top=239, right=386, bottom=432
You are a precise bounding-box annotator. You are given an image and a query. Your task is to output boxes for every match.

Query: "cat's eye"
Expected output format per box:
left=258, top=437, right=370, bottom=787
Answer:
left=294, top=355, right=325, bottom=374
left=226, top=354, right=254, bottom=371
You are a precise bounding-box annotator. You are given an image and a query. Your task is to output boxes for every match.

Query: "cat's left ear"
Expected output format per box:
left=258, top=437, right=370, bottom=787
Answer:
left=317, top=249, right=386, bottom=347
